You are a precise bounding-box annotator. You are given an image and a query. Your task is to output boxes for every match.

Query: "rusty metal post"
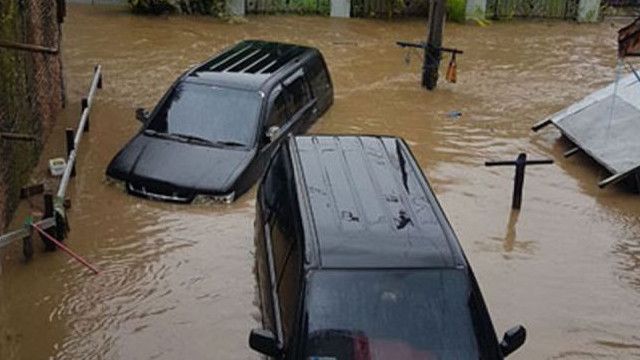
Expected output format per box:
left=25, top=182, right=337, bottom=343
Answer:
left=65, top=128, right=76, bottom=177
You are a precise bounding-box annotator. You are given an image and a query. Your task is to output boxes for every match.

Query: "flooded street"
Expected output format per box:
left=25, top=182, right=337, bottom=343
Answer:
left=1, top=4, right=640, bottom=359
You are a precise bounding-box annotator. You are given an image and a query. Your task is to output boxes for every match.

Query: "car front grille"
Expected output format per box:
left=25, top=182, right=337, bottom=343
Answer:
left=127, top=181, right=193, bottom=203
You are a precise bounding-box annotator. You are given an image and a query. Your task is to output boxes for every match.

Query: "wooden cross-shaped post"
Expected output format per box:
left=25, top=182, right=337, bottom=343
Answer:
left=485, top=153, right=553, bottom=209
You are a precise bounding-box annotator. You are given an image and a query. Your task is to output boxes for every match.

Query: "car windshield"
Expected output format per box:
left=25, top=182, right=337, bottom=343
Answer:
left=146, top=82, right=261, bottom=147
left=304, top=269, right=486, bottom=360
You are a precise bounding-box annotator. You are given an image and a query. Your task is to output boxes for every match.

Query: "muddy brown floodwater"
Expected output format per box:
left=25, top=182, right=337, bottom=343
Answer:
left=1, top=4, right=640, bottom=359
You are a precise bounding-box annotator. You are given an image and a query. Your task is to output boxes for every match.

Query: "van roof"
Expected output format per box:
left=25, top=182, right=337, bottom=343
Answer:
left=290, top=135, right=467, bottom=269
left=186, top=40, right=315, bottom=91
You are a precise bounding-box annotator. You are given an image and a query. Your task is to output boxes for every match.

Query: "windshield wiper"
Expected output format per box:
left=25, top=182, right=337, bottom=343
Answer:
left=144, top=130, right=244, bottom=148
left=144, top=129, right=180, bottom=141
left=171, top=133, right=219, bottom=147
left=214, top=140, right=245, bottom=147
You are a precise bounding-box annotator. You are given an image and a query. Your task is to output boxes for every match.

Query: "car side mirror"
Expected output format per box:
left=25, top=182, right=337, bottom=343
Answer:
left=500, top=325, right=526, bottom=357
left=265, top=125, right=280, bottom=142
left=249, top=328, right=282, bottom=357
left=135, top=107, right=149, bottom=123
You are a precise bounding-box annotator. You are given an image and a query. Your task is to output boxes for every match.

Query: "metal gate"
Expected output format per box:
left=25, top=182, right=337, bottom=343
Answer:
left=487, top=0, right=580, bottom=19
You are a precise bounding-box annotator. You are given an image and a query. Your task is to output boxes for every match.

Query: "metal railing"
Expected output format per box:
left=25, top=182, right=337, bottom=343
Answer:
left=0, top=65, right=102, bottom=261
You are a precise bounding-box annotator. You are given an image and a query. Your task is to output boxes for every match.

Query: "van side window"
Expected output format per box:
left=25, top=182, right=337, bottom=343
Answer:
left=266, top=90, right=288, bottom=129
left=306, top=56, right=330, bottom=97
left=263, top=146, right=302, bottom=343
left=284, top=76, right=311, bottom=115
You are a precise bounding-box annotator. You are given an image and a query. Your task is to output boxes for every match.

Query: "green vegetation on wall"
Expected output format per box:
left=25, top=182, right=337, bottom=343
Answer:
left=351, top=0, right=429, bottom=18
left=446, top=0, right=466, bottom=22
left=0, top=1, right=42, bottom=228
left=128, top=0, right=226, bottom=16
left=488, top=0, right=579, bottom=19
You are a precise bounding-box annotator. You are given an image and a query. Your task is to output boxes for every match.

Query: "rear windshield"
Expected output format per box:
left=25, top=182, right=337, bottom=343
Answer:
left=147, top=82, right=261, bottom=146
left=304, top=269, right=488, bottom=360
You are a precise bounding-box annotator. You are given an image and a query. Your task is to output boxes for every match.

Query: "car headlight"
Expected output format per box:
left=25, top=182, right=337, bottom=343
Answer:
left=193, top=191, right=235, bottom=204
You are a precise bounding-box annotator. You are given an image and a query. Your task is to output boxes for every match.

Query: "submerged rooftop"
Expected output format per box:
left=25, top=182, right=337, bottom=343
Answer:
left=536, top=73, right=640, bottom=189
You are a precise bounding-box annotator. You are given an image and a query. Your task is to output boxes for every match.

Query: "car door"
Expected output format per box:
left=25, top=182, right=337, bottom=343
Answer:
left=253, top=85, right=290, bottom=179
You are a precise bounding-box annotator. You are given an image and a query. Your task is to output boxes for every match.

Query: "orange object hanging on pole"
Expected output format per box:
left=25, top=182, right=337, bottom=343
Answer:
left=32, top=223, right=100, bottom=275
left=446, top=53, right=457, bottom=83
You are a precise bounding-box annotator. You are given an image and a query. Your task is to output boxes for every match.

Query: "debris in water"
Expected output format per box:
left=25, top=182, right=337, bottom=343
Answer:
left=447, top=111, right=462, bottom=119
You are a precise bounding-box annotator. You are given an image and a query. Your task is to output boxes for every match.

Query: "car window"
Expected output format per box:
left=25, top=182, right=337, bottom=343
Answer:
left=263, top=146, right=302, bottom=341
left=284, top=76, right=311, bottom=115
left=271, top=220, right=301, bottom=339
left=256, top=224, right=275, bottom=332
left=304, top=269, right=494, bottom=360
left=146, top=82, right=261, bottom=147
left=266, top=89, right=288, bottom=129
left=306, top=56, right=331, bottom=97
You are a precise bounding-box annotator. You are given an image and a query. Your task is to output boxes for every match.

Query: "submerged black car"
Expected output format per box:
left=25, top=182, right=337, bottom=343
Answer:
left=106, top=40, right=333, bottom=203
left=250, top=135, right=527, bottom=359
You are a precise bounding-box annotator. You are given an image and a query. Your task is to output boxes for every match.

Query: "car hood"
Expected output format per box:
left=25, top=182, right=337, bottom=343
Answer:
left=106, top=133, right=255, bottom=194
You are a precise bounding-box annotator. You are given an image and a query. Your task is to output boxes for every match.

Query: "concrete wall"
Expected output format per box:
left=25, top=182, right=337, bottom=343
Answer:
left=331, top=0, right=350, bottom=17
left=227, top=0, right=245, bottom=15
left=577, top=0, right=600, bottom=22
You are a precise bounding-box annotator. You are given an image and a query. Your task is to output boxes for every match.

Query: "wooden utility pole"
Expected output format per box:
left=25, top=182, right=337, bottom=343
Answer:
left=396, top=0, right=461, bottom=91
left=423, top=0, right=446, bottom=89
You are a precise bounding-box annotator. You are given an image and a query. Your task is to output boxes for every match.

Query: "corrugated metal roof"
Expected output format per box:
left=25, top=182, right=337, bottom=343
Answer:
left=541, top=73, right=640, bottom=188
left=292, top=135, right=466, bottom=269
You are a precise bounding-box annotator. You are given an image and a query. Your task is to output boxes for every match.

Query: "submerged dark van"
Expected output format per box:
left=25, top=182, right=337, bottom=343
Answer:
left=250, top=135, right=526, bottom=359
left=106, top=40, right=333, bottom=203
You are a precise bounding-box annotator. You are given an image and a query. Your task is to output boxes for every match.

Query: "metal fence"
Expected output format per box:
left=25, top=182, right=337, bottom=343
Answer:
left=487, top=0, right=579, bottom=19
left=603, top=0, right=640, bottom=7
left=606, top=0, right=640, bottom=7
left=0, top=0, right=65, bottom=230
left=245, top=0, right=331, bottom=14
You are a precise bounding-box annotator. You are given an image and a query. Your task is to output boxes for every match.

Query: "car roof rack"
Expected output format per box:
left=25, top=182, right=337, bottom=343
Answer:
left=194, top=40, right=309, bottom=75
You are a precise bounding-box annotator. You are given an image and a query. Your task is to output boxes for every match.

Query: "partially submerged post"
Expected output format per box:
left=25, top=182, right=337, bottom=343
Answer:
left=22, top=218, right=34, bottom=261
left=485, top=153, right=553, bottom=209
left=42, top=193, right=57, bottom=251
left=81, top=98, right=89, bottom=132
left=396, top=0, right=463, bottom=90
left=65, top=128, right=76, bottom=177
left=423, top=0, right=446, bottom=89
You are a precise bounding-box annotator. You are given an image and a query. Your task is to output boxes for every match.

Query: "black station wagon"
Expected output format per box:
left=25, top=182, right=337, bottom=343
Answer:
left=106, top=40, right=333, bottom=203
left=250, top=135, right=526, bottom=359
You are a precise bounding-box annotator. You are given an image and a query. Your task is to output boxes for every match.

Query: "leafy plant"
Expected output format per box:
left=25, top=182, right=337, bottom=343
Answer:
left=127, top=0, right=228, bottom=16
left=446, top=0, right=466, bottom=22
